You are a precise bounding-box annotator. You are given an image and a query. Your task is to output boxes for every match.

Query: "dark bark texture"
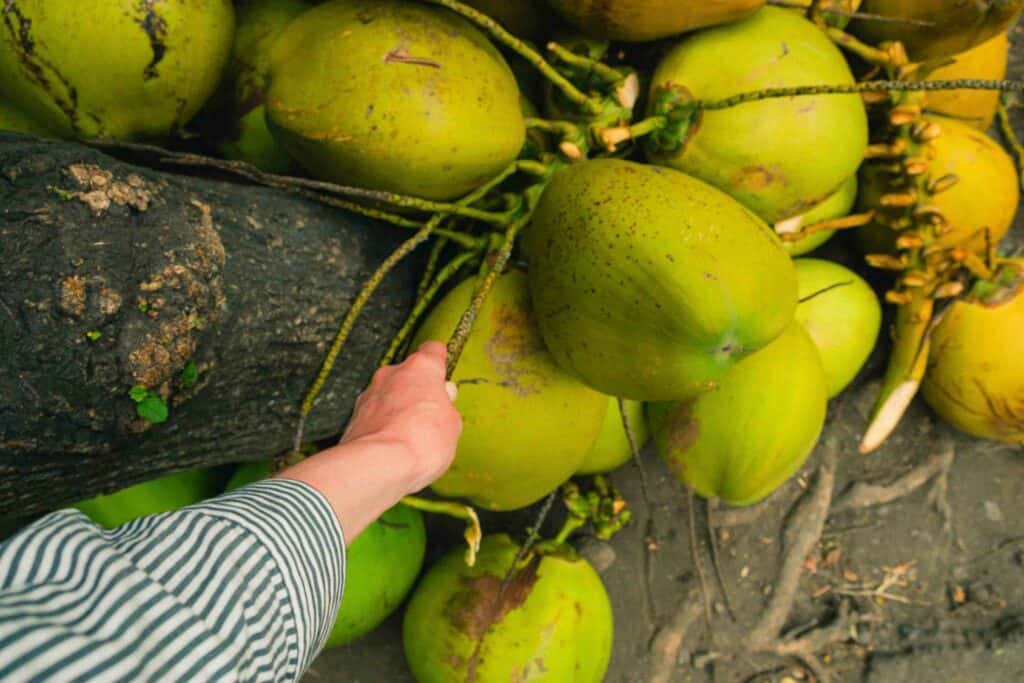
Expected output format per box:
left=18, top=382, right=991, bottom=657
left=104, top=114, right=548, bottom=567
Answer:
left=0, top=133, right=423, bottom=515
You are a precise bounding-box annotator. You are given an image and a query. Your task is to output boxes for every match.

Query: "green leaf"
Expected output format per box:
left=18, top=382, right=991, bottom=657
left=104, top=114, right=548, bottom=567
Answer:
left=136, top=396, right=168, bottom=424
left=128, top=385, right=148, bottom=403
left=85, top=330, right=102, bottom=341
left=180, top=360, right=198, bottom=388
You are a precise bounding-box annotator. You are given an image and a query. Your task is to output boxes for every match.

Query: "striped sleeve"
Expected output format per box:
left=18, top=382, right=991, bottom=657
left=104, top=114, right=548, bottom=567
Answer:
left=0, top=479, right=345, bottom=683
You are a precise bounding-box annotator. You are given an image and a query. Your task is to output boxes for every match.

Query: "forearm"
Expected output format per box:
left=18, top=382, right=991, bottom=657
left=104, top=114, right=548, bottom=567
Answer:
left=275, top=436, right=420, bottom=542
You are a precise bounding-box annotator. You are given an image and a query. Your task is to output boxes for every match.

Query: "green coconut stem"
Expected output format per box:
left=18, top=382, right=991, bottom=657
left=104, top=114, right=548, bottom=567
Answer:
left=421, top=0, right=601, bottom=116
left=778, top=211, right=876, bottom=242
left=860, top=294, right=934, bottom=453
left=85, top=139, right=512, bottom=226
left=546, top=41, right=626, bottom=86
left=401, top=496, right=482, bottom=566
left=380, top=249, right=479, bottom=366
left=417, top=237, right=450, bottom=301
left=825, top=27, right=900, bottom=65
left=293, top=215, right=444, bottom=454
left=997, top=99, right=1024, bottom=192
left=308, top=192, right=479, bottom=247
left=598, top=115, right=669, bottom=150
left=694, top=79, right=1024, bottom=112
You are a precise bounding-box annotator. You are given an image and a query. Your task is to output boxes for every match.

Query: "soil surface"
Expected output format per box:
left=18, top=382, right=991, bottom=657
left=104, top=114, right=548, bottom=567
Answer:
left=306, top=23, right=1024, bottom=683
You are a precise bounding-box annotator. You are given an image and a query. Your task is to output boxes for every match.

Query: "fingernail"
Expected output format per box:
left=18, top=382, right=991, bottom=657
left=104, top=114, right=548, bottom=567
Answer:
left=445, top=381, right=458, bottom=402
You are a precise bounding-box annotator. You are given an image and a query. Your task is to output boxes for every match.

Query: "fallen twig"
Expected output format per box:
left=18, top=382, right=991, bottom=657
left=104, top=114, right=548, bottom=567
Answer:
left=748, top=439, right=841, bottom=648
left=831, top=444, right=954, bottom=514
left=648, top=588, right=703, bottom=683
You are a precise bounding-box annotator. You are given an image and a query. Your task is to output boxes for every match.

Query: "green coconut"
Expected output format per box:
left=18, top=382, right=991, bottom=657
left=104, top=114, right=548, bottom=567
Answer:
left=776, top=175, right=857, bottom=257
left=794, top=258, right=881, bottom=397
left=227, top=462, right=427, bottom=647
left=545, top=0, right=764, bottom=41
left=403, top=534, right=613, bottom=683
left=922, top=261, right=1024, bottom=444
left=206, top=0, right=314, bottom=172
left=526, top=158, right=797, bottom=401
left=577, top=399, right=647, bottom=475
left=0, top=0, right=234, bottom=140
left=852, top=0, right=1023, bottom=62
left=74, top=469, right=221, bottom=529
left=412, top=270, right=607, bottom=511
left=646, top=6, right=868, bottom=224
left=266, top=0, right=525, bottom=200
left=649, top=323, right=827, bottom=506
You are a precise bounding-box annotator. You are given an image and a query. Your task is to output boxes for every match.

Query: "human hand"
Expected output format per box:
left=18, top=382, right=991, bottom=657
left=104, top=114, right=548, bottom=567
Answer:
left=340, top=341, right=462, bottom=493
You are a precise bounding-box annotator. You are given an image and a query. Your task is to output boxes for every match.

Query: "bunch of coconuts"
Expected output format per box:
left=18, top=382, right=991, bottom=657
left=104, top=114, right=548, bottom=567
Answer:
left=4, top=1, right=1024, bottom=681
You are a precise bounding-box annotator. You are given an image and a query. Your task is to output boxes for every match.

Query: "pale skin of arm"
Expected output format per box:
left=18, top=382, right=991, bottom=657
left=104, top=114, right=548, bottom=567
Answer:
left=275, top=341, right=462, bottom=543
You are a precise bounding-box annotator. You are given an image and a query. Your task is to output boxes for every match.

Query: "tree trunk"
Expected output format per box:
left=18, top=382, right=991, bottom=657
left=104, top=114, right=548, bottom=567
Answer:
left=0, top=133, right=425, bottom=516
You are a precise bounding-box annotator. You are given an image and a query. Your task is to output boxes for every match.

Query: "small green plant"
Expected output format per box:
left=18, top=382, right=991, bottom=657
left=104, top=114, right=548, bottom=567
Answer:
left=85, top=330, right=102, bottom=341
left=128, top=384, right=168, bottom=424
left=48, top=185, right=75, bottom=200
left=137, top=302, right=150, bottom=313
left=180, top=360, right=198, bottom=388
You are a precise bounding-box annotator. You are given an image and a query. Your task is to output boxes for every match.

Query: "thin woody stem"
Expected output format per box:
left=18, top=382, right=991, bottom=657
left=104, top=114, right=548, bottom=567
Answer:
left=422, top=0, right=601, bottom=116
left=444, top=213, right=528, bottom=377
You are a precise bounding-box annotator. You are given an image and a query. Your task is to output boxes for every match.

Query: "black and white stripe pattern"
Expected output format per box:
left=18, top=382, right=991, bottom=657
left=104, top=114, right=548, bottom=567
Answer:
left=0, top=479, right=345, bottom=682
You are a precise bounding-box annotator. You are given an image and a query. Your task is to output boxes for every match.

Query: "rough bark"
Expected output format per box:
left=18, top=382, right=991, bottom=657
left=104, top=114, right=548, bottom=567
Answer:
left=0, top=133, right=425, bottom=515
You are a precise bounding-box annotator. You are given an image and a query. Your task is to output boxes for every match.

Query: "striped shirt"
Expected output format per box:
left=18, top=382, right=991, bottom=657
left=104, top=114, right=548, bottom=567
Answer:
left=0, top=479, right=346, bottom=683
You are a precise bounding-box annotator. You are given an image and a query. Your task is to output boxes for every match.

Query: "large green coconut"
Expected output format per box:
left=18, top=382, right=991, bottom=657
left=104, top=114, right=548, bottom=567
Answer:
left=794, top=258, right=881, bottom=397
left=412, top=270, right=607, bottom=511
left=205, top=0, right=314, bottom=172
left=649, top=323, right=827, bottom=506
left=646, top=7, right=868, bottom=224
left=852, top=0, right=1023, bottom=62
left=0, top=0, right=234, bottom=140
left=73, top=469, right=221, bottom=529
left=545, top=0, right=764, bottom=41
left=526, top=158, right=797, bottom=401
left=403, top=534, right=613, bottom=683
left=227, top=462, right=427, bottom=647
left=266, top=0, right=525, bottom=200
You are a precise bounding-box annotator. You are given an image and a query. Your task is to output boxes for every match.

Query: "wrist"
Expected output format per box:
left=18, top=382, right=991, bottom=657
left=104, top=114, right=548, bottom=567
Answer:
left=339, top=434, right=424, bottom=495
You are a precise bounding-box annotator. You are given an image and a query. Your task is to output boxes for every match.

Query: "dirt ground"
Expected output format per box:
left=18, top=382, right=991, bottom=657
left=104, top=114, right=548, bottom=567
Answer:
left=307, top=24, right=1024, bottom=683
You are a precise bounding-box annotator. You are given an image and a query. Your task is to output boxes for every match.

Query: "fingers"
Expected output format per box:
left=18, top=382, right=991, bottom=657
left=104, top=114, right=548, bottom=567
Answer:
left=398, top=340, right=447, bottom=381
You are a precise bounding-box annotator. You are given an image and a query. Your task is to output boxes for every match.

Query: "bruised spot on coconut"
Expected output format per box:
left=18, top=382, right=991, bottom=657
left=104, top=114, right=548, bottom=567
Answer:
left=663, top=402, right=701, bottom=478
left=484, top=304, right=547, bottom=396
left=450, top=555, right=540, bottom=641
left=734, top=165, right=781, bottom=191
